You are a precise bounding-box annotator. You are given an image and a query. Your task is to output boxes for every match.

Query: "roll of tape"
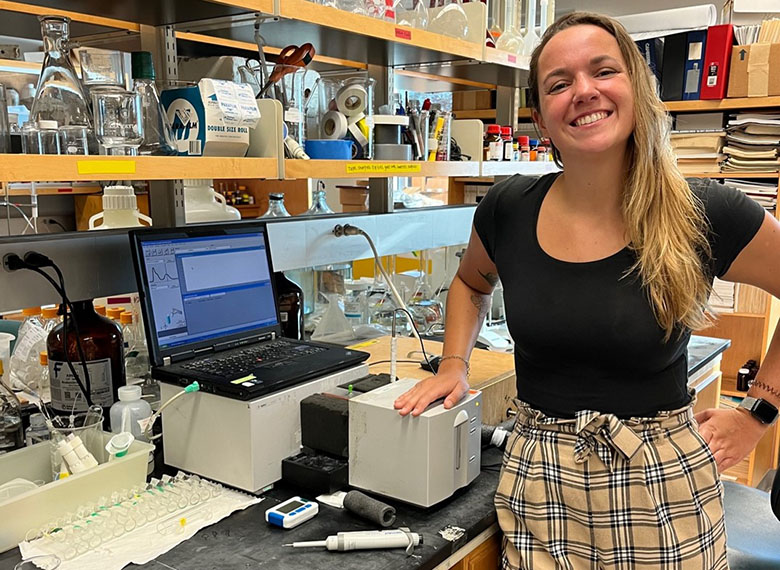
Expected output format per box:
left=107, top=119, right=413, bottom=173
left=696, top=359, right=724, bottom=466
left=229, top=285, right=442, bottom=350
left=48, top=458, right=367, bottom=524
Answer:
left=347, top=121, right=369, bottom=149
left=374, top=123, right=401, bottom=145
left=336, top=84, right=368, bottom=117
left=347, top=111, right=365, bottom=126
left=321, top=110, right=348, bottom=140
left=374, top=143, right=412, bottom=161
left=373, top=114, right=409, bottom=126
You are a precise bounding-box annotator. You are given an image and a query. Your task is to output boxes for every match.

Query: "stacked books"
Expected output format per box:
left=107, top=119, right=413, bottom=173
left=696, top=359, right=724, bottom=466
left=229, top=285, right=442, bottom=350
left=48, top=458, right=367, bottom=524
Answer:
left=723, top=178, right=778, bottom=210
left=671, top=131, right=725, bottom=174
left=721, top=113, right=780, bottom=173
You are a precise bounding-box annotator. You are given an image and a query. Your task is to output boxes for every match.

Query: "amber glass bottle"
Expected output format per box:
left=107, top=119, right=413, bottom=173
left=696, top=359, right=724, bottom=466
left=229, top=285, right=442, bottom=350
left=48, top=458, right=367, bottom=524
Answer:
left=47, top=299, right=125, bottom=418
left=274, top=272, right=304, bottom=340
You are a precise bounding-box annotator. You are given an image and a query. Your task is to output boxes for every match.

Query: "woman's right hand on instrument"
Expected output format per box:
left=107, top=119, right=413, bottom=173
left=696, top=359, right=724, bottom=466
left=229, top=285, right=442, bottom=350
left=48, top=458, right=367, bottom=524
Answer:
left=393, top=370, right=470, bottom=417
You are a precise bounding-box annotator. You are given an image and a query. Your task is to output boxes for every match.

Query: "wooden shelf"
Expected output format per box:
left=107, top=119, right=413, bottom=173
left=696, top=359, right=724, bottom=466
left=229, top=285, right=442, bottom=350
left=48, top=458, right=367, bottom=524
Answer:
left=277, top=0, right=482, bottom=61
left=5, top=183, right=102, bottom=196
left=0, top=155, right=280, bottom=182
left=686, top=172, right=779, bottom=179
left=482, top=47, right=529, bottom=70
left=284, top=159, right=480, bottom=179
left=666, top=96, right=780, bottom=112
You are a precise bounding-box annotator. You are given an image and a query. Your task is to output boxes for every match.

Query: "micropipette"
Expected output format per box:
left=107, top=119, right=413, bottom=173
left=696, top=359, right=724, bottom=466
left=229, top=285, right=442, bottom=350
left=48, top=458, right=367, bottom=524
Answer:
left=284, top=529, right=422, bottom=552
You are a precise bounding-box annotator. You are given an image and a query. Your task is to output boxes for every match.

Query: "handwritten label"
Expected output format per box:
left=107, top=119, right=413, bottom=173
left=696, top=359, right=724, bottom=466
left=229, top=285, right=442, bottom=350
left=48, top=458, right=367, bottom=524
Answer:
left=346, top=163, right=422, bottom=175
left=77, top=160, right=137, bottom=175
left=508, top=54, right=517, bottom=64
left=395, top=28, right=412, bottom=40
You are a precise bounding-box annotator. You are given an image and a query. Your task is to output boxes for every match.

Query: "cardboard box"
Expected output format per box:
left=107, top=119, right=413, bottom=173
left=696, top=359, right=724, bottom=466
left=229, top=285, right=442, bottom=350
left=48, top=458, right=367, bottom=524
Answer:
left=727, top=43, right=780, bottom=98
left=160, top=79, right=260, bottom=156
left=338, top=186, right=369, bottom=207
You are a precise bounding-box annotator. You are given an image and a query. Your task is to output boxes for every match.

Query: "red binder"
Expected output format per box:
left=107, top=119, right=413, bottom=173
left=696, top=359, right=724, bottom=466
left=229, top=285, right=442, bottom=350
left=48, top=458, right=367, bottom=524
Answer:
left=700, top=24, right=735, bottom=100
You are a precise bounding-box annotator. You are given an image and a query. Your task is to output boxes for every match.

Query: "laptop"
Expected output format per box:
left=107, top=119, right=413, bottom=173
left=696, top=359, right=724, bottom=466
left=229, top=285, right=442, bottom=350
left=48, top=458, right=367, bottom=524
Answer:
left=129, top=221, right=369, bottom=400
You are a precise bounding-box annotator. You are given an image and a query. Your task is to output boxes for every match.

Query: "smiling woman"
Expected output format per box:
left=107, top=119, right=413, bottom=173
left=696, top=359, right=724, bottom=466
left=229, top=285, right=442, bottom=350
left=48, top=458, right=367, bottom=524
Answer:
left=393, top=10, right=780, bottom=570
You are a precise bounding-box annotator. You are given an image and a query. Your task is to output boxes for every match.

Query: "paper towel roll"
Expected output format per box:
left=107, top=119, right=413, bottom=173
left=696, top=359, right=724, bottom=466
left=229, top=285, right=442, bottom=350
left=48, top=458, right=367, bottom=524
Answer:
left=336, top=84, right=368, bottom=117
left=616, top=5, right=717, bottom=40
left=322, top=110, right=348, bottom=139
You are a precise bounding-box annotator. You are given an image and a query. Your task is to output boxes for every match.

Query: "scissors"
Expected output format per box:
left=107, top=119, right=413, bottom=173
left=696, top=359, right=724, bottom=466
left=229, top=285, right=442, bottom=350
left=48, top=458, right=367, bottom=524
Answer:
left=259, top=43, right=316, bottom=98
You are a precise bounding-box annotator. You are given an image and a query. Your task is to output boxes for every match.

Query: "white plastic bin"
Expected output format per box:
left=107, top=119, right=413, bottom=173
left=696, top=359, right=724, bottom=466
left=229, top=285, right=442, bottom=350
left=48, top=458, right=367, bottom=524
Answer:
left=0, top=431, right=153, bottom=552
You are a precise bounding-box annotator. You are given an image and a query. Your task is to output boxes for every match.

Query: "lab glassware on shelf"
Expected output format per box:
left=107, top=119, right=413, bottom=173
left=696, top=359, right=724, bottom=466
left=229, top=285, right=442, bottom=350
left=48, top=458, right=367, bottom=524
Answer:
left=132, top=51, right=177, bottom=156
left=30, top=16, right=93, bottom=134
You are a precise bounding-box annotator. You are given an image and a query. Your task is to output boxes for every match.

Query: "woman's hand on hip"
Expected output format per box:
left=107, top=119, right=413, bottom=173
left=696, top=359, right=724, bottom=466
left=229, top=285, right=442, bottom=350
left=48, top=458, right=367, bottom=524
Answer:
left=393, top=371, right=470, bottom=417
left=694, top=407, right=769, bottom=472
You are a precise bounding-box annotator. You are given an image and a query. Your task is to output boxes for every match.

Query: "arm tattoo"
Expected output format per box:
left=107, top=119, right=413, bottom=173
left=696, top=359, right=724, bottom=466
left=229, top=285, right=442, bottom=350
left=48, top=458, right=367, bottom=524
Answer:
left=471, top=294, right=490, bottom=320
left=478, top=269, right=499, bottom=287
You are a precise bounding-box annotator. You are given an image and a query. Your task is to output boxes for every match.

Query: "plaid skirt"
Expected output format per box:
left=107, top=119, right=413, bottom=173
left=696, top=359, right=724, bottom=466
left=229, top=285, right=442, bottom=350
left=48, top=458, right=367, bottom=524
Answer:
left=494, top=398, right=728, bottom=570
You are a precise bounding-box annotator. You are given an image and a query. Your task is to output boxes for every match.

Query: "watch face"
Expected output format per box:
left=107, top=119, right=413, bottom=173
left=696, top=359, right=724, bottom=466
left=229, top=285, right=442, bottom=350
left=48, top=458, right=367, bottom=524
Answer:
left=753, top=398, right=779, bottom=425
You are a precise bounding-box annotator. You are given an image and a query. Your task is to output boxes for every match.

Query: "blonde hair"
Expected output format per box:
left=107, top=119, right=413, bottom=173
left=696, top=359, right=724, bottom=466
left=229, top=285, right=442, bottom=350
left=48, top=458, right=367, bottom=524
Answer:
left=528, top=12, right=712, bottom=339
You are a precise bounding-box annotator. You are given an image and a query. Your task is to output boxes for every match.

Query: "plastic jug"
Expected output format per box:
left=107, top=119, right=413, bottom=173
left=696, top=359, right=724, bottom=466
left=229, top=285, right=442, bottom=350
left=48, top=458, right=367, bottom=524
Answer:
left=183, top=179, right=241, bottom=223
left=88, top=185, right=153, bottom=230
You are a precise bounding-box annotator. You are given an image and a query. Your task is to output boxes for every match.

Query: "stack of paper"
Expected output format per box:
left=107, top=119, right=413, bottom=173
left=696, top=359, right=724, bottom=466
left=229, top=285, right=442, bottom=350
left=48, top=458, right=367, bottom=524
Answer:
left=709, top=277, right=737, bottom=313
left=671, top=131, right=725, bottom=174
left=723, top=178, right=778, bottom=210
left=721, top=113, right=780, bottom=173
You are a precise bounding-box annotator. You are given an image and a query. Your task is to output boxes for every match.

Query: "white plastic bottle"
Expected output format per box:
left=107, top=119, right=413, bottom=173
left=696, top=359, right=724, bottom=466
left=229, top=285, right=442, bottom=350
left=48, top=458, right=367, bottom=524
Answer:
left=88, top=185, right=153, bottom=230
left=25, top=412, right=50, bottom=446
left=183, top=179, right=240, bottom=223
left=110, top=385, right=152, bottom=441
left=8, top=307, right=47, bottom=391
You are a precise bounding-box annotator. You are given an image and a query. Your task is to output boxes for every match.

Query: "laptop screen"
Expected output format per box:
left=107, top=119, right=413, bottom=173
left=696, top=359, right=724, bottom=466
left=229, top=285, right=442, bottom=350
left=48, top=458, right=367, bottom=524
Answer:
left=138, top=229, right=278, bottom=351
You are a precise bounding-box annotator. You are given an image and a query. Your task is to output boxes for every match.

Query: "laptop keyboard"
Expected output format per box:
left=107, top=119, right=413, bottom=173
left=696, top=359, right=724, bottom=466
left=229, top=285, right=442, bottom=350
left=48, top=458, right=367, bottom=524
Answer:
left=181, top=340, right=327, bottom=377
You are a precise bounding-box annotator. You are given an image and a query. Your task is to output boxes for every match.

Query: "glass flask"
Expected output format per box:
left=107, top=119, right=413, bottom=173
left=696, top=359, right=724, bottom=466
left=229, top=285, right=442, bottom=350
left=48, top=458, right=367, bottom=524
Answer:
left=91, top=86, right=143, bottom=155
left=259, top=193, right=292, bottom=218
left=523, top=0, right=540, bottom=55
left=496, top=0, right=524, bottom=55
left=304, top=182, right=335, bottom=215
left=427, top=0, right=469, bottom=40
left=487, top=0, right=504, bottom=45
left=396, top=0, right=428, bottom=29
left=335, top=0, right=367, bottom=16
left=132, top=51, right=177, bottom=156
left=30, top=16, right=93, bottom=131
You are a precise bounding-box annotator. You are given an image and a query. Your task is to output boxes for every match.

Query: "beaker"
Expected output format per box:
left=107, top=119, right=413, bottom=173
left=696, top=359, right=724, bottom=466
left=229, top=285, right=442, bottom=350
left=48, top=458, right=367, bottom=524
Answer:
left=79, top=48, right=125, bottom=88
left=49, top=409, right=105, bottom=480
left=58, top=125, right=90, bottom=155
left=30, top=16, right=93, bottom=130
left=315, top=76, right=373, bottom=159
left=21, top=121, right=60, bottom=154
left=91, top=86, right=143, bottom=155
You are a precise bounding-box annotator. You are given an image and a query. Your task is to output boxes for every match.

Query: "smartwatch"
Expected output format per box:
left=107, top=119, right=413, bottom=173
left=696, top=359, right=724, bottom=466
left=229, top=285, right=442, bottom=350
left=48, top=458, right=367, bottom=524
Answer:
left=739, top=396, right=779, bottom=425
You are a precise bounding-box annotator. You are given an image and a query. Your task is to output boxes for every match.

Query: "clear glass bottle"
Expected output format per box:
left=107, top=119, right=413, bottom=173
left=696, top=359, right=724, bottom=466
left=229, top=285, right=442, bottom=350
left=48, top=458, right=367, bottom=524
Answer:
left=305, top=183, right=335, bottom=215
left=427, top=0, right=469, bottom=40
left=0, top=361, right=23, bottom=454
left=496, top=0, right=525, bottom=55
left=38, top=351, right=50, bottom=395
left=121, top=312, right=150, bottom=383
left=260, top=193, right=292, bottom=218
left=522, top=0, right=540, bottom=55
left=30, top=16, right=93, bottom=131
left=132, top=51, right=177, bottom=156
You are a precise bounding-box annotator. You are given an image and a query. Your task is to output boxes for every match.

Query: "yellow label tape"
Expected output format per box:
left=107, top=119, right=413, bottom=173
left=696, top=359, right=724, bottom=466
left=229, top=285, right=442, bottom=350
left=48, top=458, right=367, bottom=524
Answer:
left=231, top=374, right=256, bottom=384
left=345, top=163, right=422, bottom=175
left=347, top=339, right=381, bottom=349
left=77, top=160, right=137, bottom=175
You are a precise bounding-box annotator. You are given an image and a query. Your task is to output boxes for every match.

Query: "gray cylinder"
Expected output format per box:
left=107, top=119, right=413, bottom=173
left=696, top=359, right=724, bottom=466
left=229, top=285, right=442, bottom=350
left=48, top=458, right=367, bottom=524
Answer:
left=343, top=490, right=396, bottom=527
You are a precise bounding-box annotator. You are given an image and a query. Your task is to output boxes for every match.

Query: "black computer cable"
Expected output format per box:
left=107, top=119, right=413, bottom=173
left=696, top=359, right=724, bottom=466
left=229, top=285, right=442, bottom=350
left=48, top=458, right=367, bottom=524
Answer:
left=12, top=252, right=93, bottom=407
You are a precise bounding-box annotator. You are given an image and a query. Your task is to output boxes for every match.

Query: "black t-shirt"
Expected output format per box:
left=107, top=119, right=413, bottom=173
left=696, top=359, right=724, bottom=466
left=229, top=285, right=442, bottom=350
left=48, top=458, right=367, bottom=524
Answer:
left=473, top=173, right=765, bottom=417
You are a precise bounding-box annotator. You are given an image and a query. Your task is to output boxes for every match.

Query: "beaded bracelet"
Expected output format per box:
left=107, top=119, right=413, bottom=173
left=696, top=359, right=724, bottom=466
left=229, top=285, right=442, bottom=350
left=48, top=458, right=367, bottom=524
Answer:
left=438, top=355, right=470, bottom=376
left=749, top=379, right=780, bottom=400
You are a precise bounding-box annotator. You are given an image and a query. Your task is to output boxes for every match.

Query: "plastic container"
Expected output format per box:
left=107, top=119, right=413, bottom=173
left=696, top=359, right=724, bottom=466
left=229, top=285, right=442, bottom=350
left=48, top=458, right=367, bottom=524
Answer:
left=0, top=362, right=23, bottom=455
left=259, top=193, right=291, bottom=218
left=501, top=126, right=513, bottom=161
left=21, top=121, right=60, bottom=155
left=88, top=185, right=152, bottom=230
left=25, top=413, right=50, bottom=447
left=183, top=179, right=240, bottom=223
left=0, top=432, right=153, bottom=552
left=109, top=385, right=152, bottom=442
left=9, top=307, right=47, bottom=392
